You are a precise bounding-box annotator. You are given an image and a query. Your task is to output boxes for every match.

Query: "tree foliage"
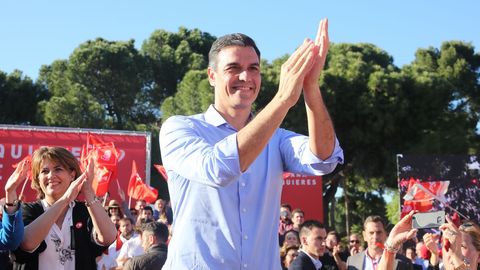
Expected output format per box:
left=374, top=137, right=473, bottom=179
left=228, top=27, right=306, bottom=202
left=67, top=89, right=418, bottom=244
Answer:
left=0, top=70, right=46, bottom=125
left=141, top=27, right=215, bottom=105
left=160, top=70, right=213, bottom=120
left=38, top=38, right=156, bottom=129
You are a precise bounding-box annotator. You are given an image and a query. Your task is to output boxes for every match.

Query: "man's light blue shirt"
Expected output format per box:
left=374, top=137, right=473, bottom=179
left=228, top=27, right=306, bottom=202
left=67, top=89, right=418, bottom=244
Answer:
left=159, top=105, right=343, bottom=270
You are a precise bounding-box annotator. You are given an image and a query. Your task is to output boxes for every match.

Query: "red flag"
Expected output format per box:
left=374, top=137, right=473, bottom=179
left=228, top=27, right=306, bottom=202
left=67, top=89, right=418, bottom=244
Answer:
left=128, top=161, right=158, bottom=203
left=403, top=177, right=449, bottom=202
left=128, top=160, right=140, bottom=197
left=115, top=231, right=123, bottom=251
left=402, top=177, right=450, bottom=215
left=82, top=133, right=119, bottom=196
left=153, top=164, right=168, bottom=181
left=87, top=132, right=105, bottom=150
left=93, top=166, right=113, bottom=197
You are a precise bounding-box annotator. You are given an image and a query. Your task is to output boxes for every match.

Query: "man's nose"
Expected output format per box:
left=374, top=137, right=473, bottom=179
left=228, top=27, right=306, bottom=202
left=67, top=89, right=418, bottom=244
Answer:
left=238, top=70, right=249, bottom=81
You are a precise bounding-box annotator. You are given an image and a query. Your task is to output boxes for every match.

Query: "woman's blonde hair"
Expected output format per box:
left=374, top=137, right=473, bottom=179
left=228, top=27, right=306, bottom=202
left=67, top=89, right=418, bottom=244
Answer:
left=460, top=221, right=480, bottom=252
left=31, top=146, right=81, bottom=199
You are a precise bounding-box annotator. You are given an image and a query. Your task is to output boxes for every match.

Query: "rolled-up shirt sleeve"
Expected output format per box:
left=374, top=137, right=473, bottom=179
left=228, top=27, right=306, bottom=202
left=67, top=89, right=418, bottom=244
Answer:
left=160, top=115, right=242, bottom=188
left=279, top=128, right=344, bottom=175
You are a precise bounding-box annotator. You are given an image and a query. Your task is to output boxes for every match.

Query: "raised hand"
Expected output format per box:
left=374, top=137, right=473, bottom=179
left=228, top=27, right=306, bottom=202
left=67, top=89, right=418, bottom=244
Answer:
left=81, top=156, right=96, bottom=200
left=276, top=39, right=318, bottom=108
left=440, top=215, right=462, bottom=253
left=61, top=173, right=87, bottom=204
left=386, top=210, right=418, bottom=248
left=303, top=18, right=329, bottom=90
left=5, top=158, right=31, bottom=202
left=423, top=233, right=440, bottom=254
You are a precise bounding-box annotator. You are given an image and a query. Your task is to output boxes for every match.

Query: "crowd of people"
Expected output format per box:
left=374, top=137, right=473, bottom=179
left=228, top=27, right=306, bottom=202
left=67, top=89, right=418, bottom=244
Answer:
left=2, top=158, right=479, bottom=270
left=1, top=18, right=479, bottom=270
left=277, top=205, right=480, bottom=270
left=0, top=146, right=479, bottom=270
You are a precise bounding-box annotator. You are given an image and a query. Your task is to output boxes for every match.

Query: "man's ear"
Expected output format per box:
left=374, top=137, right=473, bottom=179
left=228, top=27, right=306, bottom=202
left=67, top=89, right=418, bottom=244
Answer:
left=149, top=234, right=156, bottom=245
left=207, top=67, right=216, bottom=87
left=300, top=235, right=307, bottom=246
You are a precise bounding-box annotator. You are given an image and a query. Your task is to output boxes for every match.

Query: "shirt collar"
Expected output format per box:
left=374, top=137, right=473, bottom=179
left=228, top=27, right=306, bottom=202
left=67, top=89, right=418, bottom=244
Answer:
left=300, top=249, right=323, bottom=269
left=204, top=104, right=255, bottom=129
left=204, top=105, right=228, bottom=127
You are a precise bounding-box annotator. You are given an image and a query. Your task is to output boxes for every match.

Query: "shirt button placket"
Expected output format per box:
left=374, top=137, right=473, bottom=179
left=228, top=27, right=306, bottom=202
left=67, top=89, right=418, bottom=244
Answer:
left=239, top=176, right=248, bottom=269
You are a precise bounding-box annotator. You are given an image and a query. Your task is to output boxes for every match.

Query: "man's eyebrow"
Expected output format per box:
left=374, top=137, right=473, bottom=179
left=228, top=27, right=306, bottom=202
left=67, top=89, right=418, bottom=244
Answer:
left=224, top=62, right=260, bottom=68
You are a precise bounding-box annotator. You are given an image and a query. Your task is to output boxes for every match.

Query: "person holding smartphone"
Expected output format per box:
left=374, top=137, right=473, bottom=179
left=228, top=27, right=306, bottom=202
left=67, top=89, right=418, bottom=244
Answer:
left=440, top=217, right=480, bottom=270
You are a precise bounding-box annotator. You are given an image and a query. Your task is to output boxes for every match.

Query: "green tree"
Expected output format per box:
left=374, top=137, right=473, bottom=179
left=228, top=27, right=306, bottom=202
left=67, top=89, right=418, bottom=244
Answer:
left=160, top=70, right=213, bottom=121
left=403, top=41, right=480, bottom=154
left=0, top=70, right=46, bottom=125
left=39, top=38, right=156, bottom=129
left=141, top=27, right=216, bottom=105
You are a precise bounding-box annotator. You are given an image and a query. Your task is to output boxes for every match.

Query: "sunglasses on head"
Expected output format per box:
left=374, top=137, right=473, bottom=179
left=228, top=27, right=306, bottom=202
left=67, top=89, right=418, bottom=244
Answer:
left=350, top=240, right=360, bottom=244
left=460, top=222, right=479, bottom=231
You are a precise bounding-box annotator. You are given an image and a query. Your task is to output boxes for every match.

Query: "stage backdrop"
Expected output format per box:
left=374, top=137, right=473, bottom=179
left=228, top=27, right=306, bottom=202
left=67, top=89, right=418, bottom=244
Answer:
left=281, top=173, right=323, bottom=222
left=398, top=154, right=480, bottom=223
left=0, top=125, right=150, bottom=202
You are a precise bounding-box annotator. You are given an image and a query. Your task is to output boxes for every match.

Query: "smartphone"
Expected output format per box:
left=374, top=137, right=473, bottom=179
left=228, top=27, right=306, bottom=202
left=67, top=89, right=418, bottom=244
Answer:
left=412, top=210, right=445, bottom=229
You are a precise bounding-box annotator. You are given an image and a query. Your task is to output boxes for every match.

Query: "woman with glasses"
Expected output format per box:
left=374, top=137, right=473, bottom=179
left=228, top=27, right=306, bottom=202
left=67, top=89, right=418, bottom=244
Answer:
left=348, top=233, right=364, bottom=256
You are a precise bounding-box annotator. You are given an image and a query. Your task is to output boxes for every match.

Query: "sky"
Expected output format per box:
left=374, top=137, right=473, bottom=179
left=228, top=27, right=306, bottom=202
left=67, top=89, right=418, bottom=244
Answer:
left=1, top=1, right=478, bottom=81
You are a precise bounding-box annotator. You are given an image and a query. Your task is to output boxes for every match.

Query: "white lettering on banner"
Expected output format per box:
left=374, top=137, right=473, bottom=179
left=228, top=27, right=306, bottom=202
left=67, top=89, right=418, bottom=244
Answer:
left=119, top=150, right=125, bottom=161
left=71, top=147, right=81, bottom=157
left=11, top=145, right=22, bottom=159
left=282, top=179, right=318, bottom=186
left=0, top=163, right=3, bottom=180
left=28, top=145, right=34, bottom=155
left=0, top=144, right=4, bottom=158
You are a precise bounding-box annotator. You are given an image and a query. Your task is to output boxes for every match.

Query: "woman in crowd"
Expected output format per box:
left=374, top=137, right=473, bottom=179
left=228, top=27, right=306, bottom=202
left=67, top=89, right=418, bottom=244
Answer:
left=440, top=217, right=480, bottom=270
left=155, top=198, right=172, bottom=225
left=280, top=230, right=300, bottom=258
left=13, top=146, right=117, bottom=270
left=281, top=245, right=299, bottom=270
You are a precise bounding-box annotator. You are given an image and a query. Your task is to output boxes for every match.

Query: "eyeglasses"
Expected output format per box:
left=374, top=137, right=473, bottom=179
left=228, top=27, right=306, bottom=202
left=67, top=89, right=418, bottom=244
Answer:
left=350, top=240, right=360, bottom=244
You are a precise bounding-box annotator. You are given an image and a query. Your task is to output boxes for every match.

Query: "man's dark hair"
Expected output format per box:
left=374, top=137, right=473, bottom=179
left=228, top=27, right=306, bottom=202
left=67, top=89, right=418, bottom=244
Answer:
left=119, top=217, right=133, bottom=225
left=143, top=221, right=169, bottom=243
left=299, top=220, right=325, bottom=238
left=208, top=33, right=261, bottom=70
left=142, top=206, right=153, bottom=213
left=327, top=230, right=340, bottom=241
left=280, top=203, right=292, bottom=212
left=363, top=215, right=386, bottom=230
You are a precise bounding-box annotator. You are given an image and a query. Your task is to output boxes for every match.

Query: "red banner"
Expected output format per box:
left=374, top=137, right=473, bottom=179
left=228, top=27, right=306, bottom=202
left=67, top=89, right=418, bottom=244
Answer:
left=0, top=126, right=150, bottom=202
left=281, top=173, right=323, bottom=222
